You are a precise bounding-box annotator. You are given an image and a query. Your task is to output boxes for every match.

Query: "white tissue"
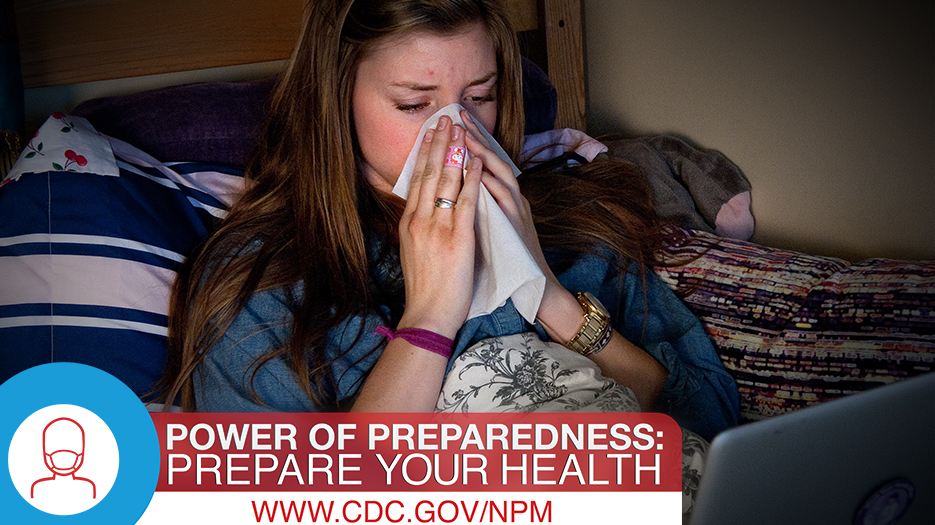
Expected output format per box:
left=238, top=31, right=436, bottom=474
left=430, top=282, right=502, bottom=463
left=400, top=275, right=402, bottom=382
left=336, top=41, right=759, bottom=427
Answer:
left=392, top=103, right=545, bottom=324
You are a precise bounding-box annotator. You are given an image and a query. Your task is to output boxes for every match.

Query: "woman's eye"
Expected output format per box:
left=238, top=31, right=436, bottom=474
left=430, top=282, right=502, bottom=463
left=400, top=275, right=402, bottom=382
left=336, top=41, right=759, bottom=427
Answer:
left=396, top=102, right=430, bottom=113
left=466, top=94, right=495, bottom=105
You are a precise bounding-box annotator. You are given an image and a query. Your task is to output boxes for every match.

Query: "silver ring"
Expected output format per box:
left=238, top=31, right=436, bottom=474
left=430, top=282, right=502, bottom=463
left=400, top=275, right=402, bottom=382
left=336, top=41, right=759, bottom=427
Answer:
left=434, top=197, right=456, bottom=209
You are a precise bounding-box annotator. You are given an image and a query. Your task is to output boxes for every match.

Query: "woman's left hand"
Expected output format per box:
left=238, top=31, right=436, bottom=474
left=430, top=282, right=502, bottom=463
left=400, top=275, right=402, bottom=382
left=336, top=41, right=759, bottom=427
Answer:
left=460, top=111, right=581, bottom=336
left=462, top=112, right=668, bottom=409
left=461, top=111, right=554, bottom=282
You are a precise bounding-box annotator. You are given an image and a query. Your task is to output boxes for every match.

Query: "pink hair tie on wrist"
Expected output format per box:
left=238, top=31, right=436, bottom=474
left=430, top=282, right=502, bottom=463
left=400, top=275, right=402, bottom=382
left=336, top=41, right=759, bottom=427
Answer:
left=376, top=325, right=454, bottom=359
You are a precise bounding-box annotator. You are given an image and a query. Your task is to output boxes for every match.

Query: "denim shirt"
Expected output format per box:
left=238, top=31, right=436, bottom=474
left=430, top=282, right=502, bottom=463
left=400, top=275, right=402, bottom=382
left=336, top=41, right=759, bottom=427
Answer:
left=194, top=251, right=740, bottom=441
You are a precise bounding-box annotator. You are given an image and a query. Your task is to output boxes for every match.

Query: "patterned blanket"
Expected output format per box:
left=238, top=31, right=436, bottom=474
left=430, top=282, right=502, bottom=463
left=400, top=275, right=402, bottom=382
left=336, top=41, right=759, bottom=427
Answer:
left=655, top=231, right=935, bottom=422
left=436, top=332, right=709, bottom=515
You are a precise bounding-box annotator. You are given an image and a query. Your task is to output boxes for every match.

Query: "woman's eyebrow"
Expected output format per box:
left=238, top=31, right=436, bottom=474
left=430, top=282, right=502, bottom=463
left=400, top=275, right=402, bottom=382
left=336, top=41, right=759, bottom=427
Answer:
left=467, top=71, right=498, bottom=87
left=390, top=71, right=497, bottom=91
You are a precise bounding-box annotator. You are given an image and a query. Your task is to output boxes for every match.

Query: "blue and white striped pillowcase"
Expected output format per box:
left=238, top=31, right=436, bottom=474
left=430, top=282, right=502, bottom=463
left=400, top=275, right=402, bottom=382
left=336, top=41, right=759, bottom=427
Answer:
left=0, top=146, right=245, bottom=396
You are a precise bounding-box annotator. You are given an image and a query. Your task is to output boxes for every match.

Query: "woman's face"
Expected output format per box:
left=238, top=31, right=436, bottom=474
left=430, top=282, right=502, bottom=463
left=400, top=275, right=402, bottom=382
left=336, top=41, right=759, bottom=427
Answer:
left=352, top=23, right=498, bottom=194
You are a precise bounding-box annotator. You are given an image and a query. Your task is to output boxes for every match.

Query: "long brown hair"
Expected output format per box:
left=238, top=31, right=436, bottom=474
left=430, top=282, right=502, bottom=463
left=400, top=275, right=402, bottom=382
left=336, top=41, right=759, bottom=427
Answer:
left=159, top=0, right=684, bottom=411
left=159, top=0, right=524, bottom=410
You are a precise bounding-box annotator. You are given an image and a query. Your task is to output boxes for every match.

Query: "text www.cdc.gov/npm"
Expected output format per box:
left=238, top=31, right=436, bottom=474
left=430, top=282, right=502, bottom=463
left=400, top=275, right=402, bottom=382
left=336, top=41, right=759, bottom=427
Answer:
left=251, top=499, right=552, bottom=523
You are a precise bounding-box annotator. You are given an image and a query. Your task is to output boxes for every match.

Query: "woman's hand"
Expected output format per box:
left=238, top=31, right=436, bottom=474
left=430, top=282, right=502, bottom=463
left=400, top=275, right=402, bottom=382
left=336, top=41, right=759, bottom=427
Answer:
left=461, top=112, right=552, bottom=275
left=462, top=112, right=668, bottom=409
left=460, top=111, right=578, bottom=333
left=396, top=116, right=483, bottom=338
left=352, top=116, right=483, bottom=413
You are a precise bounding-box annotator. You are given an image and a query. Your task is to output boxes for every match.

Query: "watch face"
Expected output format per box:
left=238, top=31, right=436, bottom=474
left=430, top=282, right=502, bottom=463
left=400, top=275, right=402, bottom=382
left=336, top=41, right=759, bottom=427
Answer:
left=583, top=292, right=610, bottom=317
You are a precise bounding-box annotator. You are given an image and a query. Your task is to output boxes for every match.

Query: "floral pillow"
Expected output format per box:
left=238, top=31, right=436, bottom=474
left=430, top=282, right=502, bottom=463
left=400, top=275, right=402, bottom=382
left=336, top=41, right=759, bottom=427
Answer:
left=435, top=332, right=709, bottom=515
left=436, top=332, right=639, bottom=414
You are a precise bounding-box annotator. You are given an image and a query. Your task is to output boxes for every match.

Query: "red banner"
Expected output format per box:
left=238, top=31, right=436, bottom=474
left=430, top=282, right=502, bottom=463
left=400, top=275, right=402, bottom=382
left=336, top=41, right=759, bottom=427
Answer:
left=151, top=412, right=681, bottom=493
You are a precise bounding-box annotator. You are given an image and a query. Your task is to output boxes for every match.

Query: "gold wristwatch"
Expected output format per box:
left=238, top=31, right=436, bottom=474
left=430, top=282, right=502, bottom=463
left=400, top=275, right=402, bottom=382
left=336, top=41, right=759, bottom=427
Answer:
left=564, top=292, right=612, bottom=356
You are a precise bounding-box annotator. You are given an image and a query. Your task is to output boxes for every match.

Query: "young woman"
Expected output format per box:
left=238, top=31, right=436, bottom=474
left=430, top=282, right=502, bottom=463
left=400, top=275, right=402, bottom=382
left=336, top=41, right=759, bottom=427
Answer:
left=160, top=0, right=739, bottom=442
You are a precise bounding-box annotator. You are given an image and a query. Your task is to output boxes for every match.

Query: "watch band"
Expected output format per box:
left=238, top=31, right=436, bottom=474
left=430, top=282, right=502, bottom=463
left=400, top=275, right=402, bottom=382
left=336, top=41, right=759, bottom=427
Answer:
left=564, top=292, right=612, bottom=356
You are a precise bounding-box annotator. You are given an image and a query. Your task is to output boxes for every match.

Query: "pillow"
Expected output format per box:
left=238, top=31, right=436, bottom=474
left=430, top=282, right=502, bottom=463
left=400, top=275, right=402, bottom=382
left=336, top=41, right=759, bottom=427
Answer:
left=436, top=332, right=640, bottom=413
left=71, top=77, right=276, bottom=166
left=436, top=332, right=710, bottom=516
left=71, top=58, right=558, bottom=166
left=520, top=56, right=557, bottom=137
left=655, top=230, right=935, bottom=422
left=0, top=114, right=245, bottom=396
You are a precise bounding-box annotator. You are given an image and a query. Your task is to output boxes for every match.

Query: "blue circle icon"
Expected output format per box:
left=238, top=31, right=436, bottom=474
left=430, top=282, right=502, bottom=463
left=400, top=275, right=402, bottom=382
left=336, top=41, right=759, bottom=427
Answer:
left=1, top=363, right=160, bottom=523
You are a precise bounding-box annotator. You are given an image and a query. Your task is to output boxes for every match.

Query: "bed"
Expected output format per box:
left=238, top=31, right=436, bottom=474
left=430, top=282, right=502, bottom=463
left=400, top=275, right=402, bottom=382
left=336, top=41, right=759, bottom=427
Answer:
left=2, top=0, right=933, bottom=427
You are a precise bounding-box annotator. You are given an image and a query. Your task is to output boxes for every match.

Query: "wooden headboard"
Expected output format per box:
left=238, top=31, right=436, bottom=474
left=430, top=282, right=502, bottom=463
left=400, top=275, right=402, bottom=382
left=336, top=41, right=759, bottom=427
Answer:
left=14, top=0, right=585, bottom=130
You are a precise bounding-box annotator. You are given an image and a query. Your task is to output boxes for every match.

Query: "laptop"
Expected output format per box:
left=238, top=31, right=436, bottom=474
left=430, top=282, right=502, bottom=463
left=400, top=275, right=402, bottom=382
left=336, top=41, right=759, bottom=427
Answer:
left=691, top=372, right=935, bottom=525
